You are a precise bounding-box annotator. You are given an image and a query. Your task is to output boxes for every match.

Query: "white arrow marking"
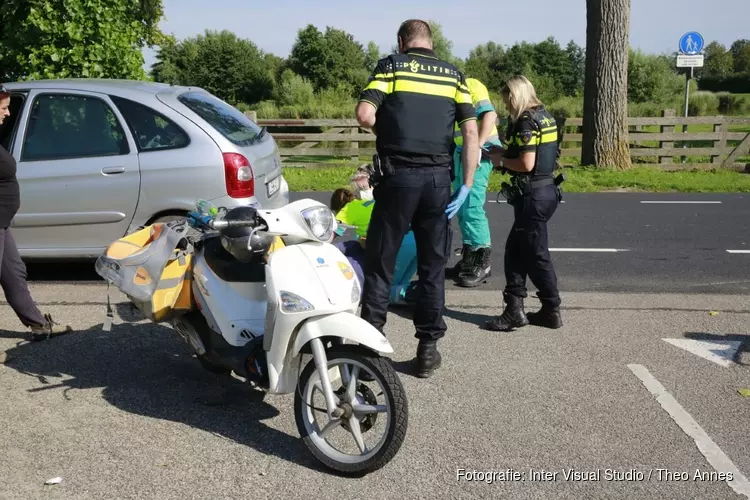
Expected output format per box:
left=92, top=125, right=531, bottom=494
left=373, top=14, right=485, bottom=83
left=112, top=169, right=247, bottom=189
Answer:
left=662, top=338, right=743, bottom=367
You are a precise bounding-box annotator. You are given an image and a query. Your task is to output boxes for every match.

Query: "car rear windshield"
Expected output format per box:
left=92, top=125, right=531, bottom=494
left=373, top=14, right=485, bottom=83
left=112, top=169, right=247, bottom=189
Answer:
left=177, top=91, right=265, bottom=146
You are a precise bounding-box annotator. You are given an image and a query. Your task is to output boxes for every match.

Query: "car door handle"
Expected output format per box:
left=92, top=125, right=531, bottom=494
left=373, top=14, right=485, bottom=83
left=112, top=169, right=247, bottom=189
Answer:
left=102, top=166, right=125, bottom=174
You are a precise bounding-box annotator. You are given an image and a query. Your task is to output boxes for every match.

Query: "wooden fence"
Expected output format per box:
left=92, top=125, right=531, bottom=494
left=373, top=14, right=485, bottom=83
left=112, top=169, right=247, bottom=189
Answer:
left=245, top=110, right=750, bottom=170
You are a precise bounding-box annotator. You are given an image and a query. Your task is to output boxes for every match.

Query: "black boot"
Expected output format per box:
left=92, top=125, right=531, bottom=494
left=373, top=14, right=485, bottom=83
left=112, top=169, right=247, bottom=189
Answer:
left=484, top=294, right=529, bottom=332
left=449, top=245, right=473, bottom=280
left=416, top=340, right=442, bottom=378
left=526, top=304, right=563, bottom=329
left=457, top=247, right=491, bottom=288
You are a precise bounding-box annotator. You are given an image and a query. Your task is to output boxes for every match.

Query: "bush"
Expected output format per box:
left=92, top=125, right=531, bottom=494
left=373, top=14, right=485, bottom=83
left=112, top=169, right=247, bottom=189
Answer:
left=628, top=50, right=685, bottom=105
left=274, top=69, right=315, bottom=107
left=716, top=92, right=750, bottom=115
left=698, top=74, right=750, bottom=94
left=688, top=91, right=720, bottom=116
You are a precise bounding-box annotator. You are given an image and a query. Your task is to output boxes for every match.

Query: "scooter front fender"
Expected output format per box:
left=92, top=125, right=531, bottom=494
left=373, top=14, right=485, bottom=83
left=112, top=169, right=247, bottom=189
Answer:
left=291, top=312, right=393, bottom=357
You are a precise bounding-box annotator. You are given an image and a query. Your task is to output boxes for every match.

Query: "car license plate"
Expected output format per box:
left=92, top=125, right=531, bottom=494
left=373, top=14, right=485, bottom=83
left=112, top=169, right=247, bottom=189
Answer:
left=267, top=175, right=280, bottom=196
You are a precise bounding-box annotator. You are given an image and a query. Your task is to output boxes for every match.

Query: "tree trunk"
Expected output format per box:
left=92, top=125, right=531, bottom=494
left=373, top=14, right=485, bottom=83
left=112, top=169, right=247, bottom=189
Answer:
left=581, top=0, right=632, bottom=169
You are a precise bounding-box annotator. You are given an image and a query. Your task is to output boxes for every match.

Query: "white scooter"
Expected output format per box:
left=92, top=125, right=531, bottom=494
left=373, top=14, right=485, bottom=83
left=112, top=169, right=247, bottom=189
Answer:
left=170, top=198, right=408, bottom=475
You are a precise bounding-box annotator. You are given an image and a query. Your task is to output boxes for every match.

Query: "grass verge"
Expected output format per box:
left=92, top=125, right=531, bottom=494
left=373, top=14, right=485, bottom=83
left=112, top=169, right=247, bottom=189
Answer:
left=283, top=165, right=750, bottom=193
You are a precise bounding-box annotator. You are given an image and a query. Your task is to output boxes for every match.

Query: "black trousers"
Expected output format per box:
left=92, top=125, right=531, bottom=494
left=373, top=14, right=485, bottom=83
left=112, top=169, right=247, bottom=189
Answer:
left=504, top=183, right=561, bottom=307
left=0, top=227, right=46, bottom=327
left=360, top=166, right=452, bottom=341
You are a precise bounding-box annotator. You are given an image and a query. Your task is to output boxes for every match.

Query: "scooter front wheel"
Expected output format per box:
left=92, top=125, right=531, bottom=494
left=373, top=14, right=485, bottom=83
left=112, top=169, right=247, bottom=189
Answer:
left=294, top=344, right=407, bottom=475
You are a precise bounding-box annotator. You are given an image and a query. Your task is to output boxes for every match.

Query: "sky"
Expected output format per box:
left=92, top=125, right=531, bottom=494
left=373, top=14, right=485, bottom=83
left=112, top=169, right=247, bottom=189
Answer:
left=142, top=0, right=749, bottom=70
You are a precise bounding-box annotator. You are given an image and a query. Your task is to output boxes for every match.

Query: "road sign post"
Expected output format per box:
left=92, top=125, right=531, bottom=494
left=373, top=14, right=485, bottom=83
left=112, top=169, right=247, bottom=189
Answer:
left=677, top=31, right=705, bottom=163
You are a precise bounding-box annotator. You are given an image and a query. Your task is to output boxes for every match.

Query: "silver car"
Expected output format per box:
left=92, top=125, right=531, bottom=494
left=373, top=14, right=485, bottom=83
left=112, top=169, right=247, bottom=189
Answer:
left=0, top=79, right=289, bottom=260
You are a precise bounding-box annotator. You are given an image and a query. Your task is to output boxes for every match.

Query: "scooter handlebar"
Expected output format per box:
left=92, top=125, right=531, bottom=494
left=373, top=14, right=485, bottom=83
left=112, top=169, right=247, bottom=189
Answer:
left=209, top=219, right=256, bottom=229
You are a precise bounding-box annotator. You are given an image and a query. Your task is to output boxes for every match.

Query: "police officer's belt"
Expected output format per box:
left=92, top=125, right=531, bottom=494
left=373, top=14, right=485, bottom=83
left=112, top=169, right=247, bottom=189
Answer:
left=526, top=176, right=555, bottom=188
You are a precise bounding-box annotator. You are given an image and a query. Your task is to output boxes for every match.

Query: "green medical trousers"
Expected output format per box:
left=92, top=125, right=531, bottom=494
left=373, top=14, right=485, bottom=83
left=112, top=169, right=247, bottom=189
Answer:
left=452, top=149, right=492, bottom=249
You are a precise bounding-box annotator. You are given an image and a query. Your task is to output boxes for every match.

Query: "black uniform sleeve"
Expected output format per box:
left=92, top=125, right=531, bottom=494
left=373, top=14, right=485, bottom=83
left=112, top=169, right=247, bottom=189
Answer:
left=358, top=57, right=394, bottom=109
left=503, top=113, right=540, bottom=159
left=454, top=72, right=476, bottom=125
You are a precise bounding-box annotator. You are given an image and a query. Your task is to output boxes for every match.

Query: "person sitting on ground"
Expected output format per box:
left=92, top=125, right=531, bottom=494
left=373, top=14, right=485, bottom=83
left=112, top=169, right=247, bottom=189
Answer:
left=331, top=166, right=419, bottom=306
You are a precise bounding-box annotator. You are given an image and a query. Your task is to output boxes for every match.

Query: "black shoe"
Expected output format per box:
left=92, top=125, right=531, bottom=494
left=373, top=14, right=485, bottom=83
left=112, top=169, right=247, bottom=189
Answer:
left=457, top=247, right=491, bottom=288
left=416, top=340, right=442, bottom=378
left=527, top=305, right=563, bottom=329
left=449, top=244, right=473, bottom=279
left=484, top=294, right=529, bottom=332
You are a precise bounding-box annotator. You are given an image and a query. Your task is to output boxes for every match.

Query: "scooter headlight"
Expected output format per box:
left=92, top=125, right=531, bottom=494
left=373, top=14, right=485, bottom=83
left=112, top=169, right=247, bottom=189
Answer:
left=280, top=291, right=314, bottom=313
left=301, top=206, right=334, bottom=242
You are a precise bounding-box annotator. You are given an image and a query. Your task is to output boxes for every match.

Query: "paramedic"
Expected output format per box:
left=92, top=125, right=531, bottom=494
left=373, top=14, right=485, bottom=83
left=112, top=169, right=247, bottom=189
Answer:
left=0, top=85, right=72, bottom=345
left=450, top=77, right=502, bottom=288
left=484, top=75, right=563, bottom=332
left=354, top=19, right=479, bottom=378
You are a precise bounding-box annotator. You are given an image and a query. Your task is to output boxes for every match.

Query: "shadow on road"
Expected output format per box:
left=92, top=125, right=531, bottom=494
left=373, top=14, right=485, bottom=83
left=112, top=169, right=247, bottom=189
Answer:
left=0, top=320, right=331, bottom=474
left=683, top=331, right=750, bottom=366
left=26, top=260, right=101, bottom=282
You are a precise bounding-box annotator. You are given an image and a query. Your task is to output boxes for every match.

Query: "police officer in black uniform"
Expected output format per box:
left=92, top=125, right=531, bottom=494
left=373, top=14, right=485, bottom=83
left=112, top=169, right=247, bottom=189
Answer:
left=354, top=19, right=479, bottom=378
left=484, top=75, right=564, bottom=332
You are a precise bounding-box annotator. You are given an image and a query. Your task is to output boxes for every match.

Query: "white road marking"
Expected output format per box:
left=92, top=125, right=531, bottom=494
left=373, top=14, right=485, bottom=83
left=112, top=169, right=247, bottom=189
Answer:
left=628, top=364, right=750, bottom=498
left=662, top=338, right=742, bottom=367
left=640, top=201, right=722, bottom=204
left=549, top=248, right=628, bottom=252
left=727, top=250, right=750, bottom=254
left=488, top=200, right=566, bottom=203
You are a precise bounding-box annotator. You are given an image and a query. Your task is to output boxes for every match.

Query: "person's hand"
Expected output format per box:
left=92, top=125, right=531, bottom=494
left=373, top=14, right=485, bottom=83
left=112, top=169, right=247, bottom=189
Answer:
left=445, top=184, right=470, bottom=219
left=486, top=145, right=505, bottom=166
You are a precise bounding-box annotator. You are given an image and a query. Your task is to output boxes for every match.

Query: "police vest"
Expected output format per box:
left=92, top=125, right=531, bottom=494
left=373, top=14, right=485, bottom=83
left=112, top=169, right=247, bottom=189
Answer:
left=454, top=78, right=502, bottom=149
left=373, top=52, right=469, bottom=158
left=507, top=106, right=559, bottom=177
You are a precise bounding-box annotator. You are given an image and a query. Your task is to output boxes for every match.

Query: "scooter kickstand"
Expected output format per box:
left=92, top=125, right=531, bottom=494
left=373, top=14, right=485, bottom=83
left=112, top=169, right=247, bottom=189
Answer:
left=310, top=338, right=344, bottom=419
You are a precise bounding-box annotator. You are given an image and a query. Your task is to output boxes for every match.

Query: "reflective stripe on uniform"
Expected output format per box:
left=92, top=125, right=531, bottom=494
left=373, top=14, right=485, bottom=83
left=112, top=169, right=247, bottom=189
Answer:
left=454, top=78, right=500, bottom=147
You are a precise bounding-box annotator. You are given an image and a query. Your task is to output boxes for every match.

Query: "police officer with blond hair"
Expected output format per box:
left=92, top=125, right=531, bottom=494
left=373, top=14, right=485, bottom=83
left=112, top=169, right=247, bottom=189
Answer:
left=485, top=75, right=564, bottom=332
left=354, top=19, right=479, bottom=378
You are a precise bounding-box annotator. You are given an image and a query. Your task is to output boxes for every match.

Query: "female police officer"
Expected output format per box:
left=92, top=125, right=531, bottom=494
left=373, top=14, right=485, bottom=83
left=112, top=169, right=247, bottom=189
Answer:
left=484, top=75, right=563, bottom=332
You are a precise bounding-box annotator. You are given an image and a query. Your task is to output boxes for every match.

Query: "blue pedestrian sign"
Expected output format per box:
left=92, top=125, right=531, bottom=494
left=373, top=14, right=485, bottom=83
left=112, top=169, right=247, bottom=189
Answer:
left=679, top=32, right=704, bottom=55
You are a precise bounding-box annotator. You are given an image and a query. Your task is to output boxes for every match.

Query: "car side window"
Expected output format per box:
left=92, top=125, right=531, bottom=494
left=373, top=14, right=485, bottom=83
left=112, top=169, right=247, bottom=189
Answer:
left=110, top=96, right=190, bottom=152
left=21, top=93, right=129, bottom=162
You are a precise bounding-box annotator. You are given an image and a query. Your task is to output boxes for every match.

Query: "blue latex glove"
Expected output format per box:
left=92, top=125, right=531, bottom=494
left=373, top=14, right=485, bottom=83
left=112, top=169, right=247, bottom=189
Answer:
left=445, top=184, right=470, bottom=219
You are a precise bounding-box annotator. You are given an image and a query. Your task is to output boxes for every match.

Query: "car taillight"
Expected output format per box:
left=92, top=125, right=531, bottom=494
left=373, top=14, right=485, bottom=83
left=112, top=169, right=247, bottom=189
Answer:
left=223, top=153, right=255, bottom=198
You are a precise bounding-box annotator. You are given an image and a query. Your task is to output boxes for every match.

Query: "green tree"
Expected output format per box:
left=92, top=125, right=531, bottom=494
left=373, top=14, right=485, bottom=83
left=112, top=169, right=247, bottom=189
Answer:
left=562, top=40, right=585, bottom=96
left=463, top=42, right=505, bottom=92
left=730, top=39, right=750, bottom=74
left=501, top=42, right=537, bottom=78
left=288, top=25, right=368, bottom=97
left=151, top=29, right=274, bottom=105
left=702, top=41, right=734, bottom=78
left=627, top=49, right=682, bottom=104
left=364, top=41, right=382, bottom=71
left=0, top=0, right=170, bottom=81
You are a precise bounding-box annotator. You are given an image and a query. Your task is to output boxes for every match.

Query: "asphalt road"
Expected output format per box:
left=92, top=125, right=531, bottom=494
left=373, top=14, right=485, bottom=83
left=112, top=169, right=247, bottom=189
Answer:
left=289, top=192, right=750, bottom=295
left=25, top=192, right=750, bottom=295
left=1, top=285, right=749, bottom=499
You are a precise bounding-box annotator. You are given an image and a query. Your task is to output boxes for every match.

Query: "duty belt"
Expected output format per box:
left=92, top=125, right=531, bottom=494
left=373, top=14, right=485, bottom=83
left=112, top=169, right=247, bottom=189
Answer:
left=498, top=173, right=565, bottom=204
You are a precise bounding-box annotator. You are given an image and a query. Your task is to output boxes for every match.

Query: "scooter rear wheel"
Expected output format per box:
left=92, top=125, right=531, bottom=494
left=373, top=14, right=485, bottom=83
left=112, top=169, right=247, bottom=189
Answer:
left=294, top=344, right=407, bottom=475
